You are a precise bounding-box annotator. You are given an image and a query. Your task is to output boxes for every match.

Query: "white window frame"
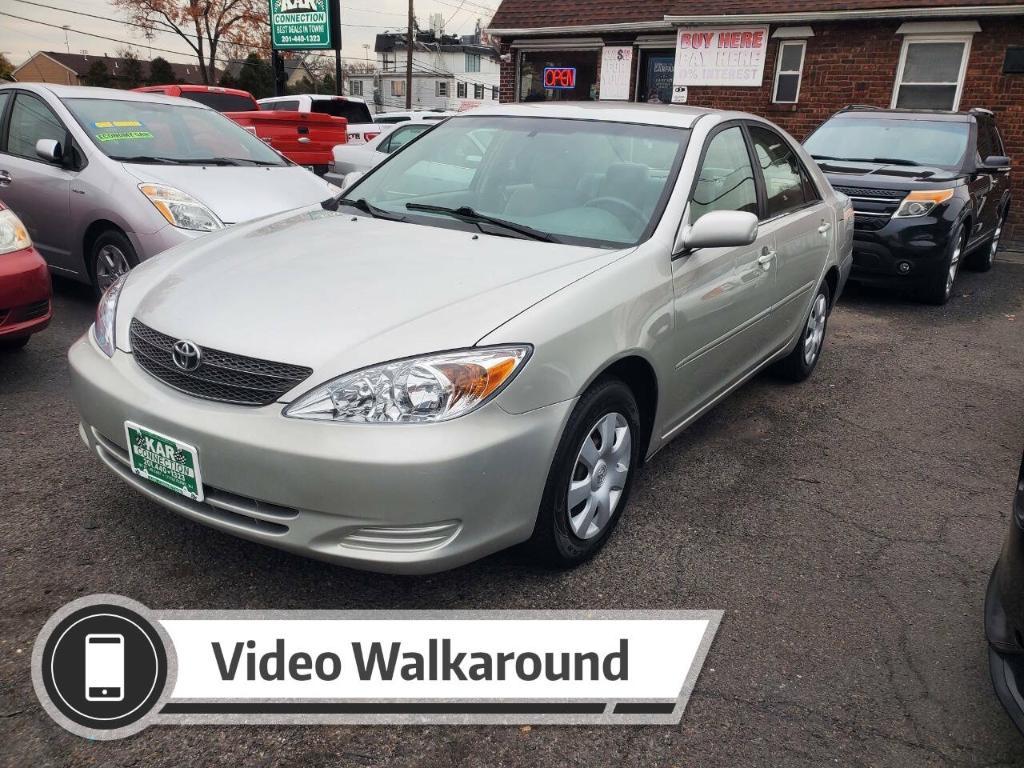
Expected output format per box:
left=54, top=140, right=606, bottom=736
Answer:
left=457, top=81, right=467, bottom=98
left=772, top=40, right=806, bottom=104
left=474, top=83, right=485, bottom=99
left=348, top=79, right=363, bottom=96
left=436, top=80, right=449, bottom=97
left=390, top=80, right=405, bottom=98
left=891, top=34, right=972, bottom=111
left=465, top=54, right=481, bottom=73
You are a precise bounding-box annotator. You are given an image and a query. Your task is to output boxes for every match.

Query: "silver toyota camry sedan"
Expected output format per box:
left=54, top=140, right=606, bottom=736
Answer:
left=68, top=102, right=854, bottom=574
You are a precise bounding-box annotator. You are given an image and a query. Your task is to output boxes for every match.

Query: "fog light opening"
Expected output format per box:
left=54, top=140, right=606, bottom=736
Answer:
left=897, top=261, right=913, bottom=275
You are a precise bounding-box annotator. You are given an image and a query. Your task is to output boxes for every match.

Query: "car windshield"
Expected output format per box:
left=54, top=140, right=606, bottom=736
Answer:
left=804, top=117, right=969, bottom=168
left=344, top=116, right=689, bottom=248
left=62, top=97, right=287, bottom=166
left=310, top=99, right=374, bottom=124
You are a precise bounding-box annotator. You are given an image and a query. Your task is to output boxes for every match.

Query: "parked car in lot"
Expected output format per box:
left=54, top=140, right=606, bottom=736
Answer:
left=132, top=84, right=259, bottom=112
left=0, top=84, right=338, bottom=296
left=373, top=110, right=454, bottom=126
left=258, top=94, right=383, bottom=144
left=0, top=202, right=50, bottom=350
left=986, top=448, right=1024, bottom=734
left=804, top=106, right=1012, bottom=304
left=324, top=121, right=433, bottom=183
left=68, top=102, right=852, bottom=574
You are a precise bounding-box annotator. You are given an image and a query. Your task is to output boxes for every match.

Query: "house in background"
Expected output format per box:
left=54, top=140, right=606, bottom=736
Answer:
left=12, top=51, right=216, bottom=86
left=222, top=57, right=317, bottom=89
left=346, top=25, right=500, bottom=113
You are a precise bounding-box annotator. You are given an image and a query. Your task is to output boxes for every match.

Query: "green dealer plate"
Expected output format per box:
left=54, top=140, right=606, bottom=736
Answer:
left=124, top=422, right=204, bottom=502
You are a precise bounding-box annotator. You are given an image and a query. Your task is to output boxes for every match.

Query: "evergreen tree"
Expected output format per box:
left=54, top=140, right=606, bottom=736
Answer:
left=83, top=60, right=111, bottom=87
left=236, top=54, right=274, bottom=99
left=147, top=56, right=177, bottom=85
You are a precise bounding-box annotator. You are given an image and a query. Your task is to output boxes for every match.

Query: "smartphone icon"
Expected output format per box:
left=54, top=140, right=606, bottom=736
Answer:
left=85, top=634, right=124, bottom=701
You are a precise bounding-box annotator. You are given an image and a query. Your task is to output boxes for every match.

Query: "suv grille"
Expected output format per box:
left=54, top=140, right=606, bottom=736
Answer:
left=832, top=185, right=907, bottom=231
left=129, top=319, right=313, bottom=407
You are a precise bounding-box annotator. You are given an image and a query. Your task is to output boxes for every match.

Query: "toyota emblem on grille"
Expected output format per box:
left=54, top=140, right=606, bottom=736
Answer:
left=171, top=340, right=202, bottom=372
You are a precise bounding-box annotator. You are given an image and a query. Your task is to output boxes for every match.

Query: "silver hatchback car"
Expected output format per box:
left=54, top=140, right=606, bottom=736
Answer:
left=0, top=84, right=338, bottom=295
left=69, top=103, right=853, bottom=573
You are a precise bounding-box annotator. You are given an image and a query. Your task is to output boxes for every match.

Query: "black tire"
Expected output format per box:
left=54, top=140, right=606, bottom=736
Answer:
left=966, top=208, right=1006, bottom=273
left=526, top=378, right=642, bottom=568
left=0, top=335, right=30, bottom=351
left=920, top=224, right=966, bottom=305
left=774, top=280, right=832, bottom=382
left=89, top=228, right=138, bottom=299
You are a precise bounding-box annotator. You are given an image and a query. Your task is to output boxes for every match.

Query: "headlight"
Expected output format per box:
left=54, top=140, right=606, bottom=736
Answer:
left=0, top=208, right=32, bottom=255
left=139, top=183, right=224, bottom=232
left=93, top=273, right=128, bottom=357
left=894, top=189, right=955, bottom=218
left=284, top=346, right=532, bottom=423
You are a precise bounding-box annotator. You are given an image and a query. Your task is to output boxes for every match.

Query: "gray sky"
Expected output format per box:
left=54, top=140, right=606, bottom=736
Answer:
left=1, top=0, right=495, bottom=69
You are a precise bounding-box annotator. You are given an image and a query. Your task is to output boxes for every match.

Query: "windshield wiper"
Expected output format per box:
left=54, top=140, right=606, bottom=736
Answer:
left=812, top=154, right=919, bottom=167
left=331, top=197, right=405, bottom=221
left=810, top=154, right=844, bottom=161
left=404, top=204, right=559, bottom=243
left=113, top=155, right=185, bottom=164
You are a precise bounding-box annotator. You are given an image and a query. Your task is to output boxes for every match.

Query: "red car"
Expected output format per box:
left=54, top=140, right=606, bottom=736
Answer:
left=0, top=204, right=51, bottom=350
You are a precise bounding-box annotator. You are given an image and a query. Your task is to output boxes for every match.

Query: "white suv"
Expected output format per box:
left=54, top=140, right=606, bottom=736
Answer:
left=258, top=94, right=384, bottom=144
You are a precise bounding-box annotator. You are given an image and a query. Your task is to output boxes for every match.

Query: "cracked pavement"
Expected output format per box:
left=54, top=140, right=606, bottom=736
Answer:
left=2, top=260, right=1023, bottom=767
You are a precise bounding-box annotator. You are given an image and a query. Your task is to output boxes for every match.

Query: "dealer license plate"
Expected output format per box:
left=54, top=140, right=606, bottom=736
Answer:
left=124, top=422, right=204, bottom=502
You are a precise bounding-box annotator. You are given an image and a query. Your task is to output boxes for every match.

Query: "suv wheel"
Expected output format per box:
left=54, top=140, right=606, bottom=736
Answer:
left=528, top=378, right=641, bottom=567
left=922, top=224, right=965, bottom=305
left=966, top=208, right=1006, bottom=273
left=90, top=229, right=138, bottom=298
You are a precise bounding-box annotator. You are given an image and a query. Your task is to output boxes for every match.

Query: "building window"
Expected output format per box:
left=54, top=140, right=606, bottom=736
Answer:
left=457, top=81, right=467, bottom=98
left=474, top=83, right=484, bottom=99
left=518, top=50, right=600, bottom=102
left=391, top=80, right=405, bottom=98
left=436, top=81, right=449, bottom=97
left=772, top=41, right=805, bottom=104
left=383, top=53, right=396, bottom=73
left=348, top=80, right=363, bottom=96
left=491, top=86, right=498, bottom=100
left=465, top=54, right=481, bottom=72
left=892, top=36, right=971, bottom=110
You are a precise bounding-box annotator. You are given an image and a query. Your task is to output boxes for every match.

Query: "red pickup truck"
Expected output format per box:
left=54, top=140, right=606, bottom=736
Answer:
left=135, top=85, right=348, bottom=176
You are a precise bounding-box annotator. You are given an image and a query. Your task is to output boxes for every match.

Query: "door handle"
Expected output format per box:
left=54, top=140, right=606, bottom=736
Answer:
left=757, top=250, right=776, bottom=271
left=0, top=170, right=11, bottom=187
left=818, top=221, right=832, bottom=235
left=297, top=137, right=311, bottom=143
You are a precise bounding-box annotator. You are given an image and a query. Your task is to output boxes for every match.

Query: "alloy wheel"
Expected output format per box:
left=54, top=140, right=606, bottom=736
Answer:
left=945, top=234, right=964, bottom=299
left=989, top=217, right=1004, bottom=266
left=567, top=412, right=631, bottom=540
left=803, top=293, right=828, bottom=367
left=95, top=244, right=131, bottom=293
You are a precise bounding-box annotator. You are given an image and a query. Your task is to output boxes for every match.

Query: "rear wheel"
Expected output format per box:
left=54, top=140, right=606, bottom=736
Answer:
left=774, top=281, right=831, bottom=382
left=921, top=224, right=965, bottom=305
left=89, top=229, right=138, bottom=298
left=966, top=208, right=1006, bottom=273
left=527, top=378, right=641, bottom=568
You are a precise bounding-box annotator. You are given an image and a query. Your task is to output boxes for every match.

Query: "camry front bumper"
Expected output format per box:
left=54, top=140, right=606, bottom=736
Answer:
left=68, top=332, right=574, bottom=574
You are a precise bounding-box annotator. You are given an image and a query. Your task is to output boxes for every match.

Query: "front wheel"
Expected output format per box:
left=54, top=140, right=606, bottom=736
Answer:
left=921, top=225, right=965, bottom=305
left=774, top=281, right=831, bottom=382
left=966, top=209, right=1006, bottom=273
left=89, top=229, right=138, bottom=299
left=527, top=378, right=641, bottom=568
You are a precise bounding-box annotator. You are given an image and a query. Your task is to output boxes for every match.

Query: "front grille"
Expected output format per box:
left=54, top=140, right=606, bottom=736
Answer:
left=129, top=319, right=313, bottom=407
left=834, top=185, right=906, bottom=231
left=832, top=185, right=906, bottom=199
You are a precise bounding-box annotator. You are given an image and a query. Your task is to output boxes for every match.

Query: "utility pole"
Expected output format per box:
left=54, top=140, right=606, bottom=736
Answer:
left=405, top=0, right=414, bottom=109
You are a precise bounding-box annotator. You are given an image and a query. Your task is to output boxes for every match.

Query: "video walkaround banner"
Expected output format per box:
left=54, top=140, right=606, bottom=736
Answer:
left=33, top=595, right=722, bottom=739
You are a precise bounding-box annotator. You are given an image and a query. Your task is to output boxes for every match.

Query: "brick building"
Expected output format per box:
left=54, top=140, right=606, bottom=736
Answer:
left=487, top=0, right=1024, bottom=242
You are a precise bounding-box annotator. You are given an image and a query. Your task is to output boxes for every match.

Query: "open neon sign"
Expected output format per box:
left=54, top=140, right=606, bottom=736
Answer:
left=543, top=67, right=577, bottom=90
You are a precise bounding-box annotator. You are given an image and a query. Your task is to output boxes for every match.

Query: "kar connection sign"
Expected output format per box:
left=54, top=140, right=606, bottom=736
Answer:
left=270, top=0, right=334, bottom=51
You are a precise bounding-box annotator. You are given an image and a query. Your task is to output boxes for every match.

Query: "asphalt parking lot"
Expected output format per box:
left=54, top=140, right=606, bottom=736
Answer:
left=2, top=257, right=1024, bottom=767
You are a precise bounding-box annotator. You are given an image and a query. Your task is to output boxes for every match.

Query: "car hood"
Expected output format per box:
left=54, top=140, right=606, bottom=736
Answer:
left=815, top=160, right=963, bottom=190
left=120, top=164, right=336, bottom=224
left=117, top=207, right=625, bottom=396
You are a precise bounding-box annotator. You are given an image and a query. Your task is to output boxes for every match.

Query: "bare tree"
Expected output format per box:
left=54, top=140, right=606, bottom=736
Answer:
left=113, top=0, right=268, bottom=84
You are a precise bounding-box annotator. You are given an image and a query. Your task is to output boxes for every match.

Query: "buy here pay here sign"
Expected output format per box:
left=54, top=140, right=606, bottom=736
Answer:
left=672, top=26, right=769, bottom=88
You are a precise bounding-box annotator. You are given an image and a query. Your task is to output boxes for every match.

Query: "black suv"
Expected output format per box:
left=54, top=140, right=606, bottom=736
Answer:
left=804, top=107, right=1012, bottom=304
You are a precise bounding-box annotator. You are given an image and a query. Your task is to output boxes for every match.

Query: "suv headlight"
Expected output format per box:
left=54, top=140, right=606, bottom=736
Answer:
left=139, top=183, right=224, bottom=231
left=284, top=346, right=531, bottom=423
left=0, top=209, right=32, bottom=255
left=93, top=273, right=129, bottom=357
left=894, top=189, right=955, bottom=218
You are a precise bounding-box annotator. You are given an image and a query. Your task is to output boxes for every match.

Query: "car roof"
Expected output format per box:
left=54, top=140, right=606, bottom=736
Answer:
left=0, top=82, right=207, bottom=108
left=454, top=101, right=741, bottom=129
left=830, top=107, right=976, bottom=122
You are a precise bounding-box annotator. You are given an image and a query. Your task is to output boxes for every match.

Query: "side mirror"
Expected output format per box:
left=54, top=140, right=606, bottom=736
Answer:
left=675, top=210, right=759, bottom=255
left=983, top=155, right=1011, bottom=171
left=35, top=138, right=63, bottom=164
left=341, top=171, right=364, bottom=191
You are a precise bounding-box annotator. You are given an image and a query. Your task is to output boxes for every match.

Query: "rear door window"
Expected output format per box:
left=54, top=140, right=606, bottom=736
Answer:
left=311, top=99, right=374, bottom=124
left=181, top=92, right=257, bottom=112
